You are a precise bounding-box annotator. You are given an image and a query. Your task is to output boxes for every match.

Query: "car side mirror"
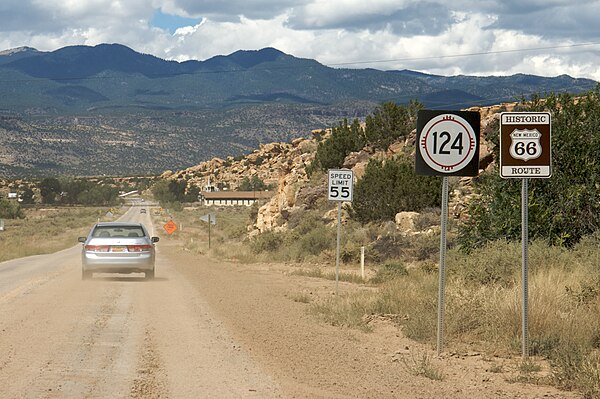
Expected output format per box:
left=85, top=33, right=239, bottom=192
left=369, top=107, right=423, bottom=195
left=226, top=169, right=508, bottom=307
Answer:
left=151, top=237, right=160, bottom=243
left=78, top=237, right=86, bottom=243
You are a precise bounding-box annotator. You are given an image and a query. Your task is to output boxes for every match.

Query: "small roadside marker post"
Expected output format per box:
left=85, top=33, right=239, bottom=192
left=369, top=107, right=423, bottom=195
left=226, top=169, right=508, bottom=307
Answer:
left=360, top=246, right=365, bottom=280
left=416, top=110, right=480, bottom=356
left=328, top=169, right=354, bottom=295
left=500, top=112, right=552, bottom=358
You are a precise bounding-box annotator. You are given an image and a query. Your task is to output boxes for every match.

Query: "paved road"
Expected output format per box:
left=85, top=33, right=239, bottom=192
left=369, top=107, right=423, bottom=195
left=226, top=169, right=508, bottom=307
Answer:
left=0, top=205, right=281, bottom=398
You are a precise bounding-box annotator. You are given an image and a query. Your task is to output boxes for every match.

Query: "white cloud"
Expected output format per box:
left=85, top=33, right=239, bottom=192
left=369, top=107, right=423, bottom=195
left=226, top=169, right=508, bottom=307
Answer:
left=290, top=0, right=409, bottom=28
left=164, top=15, right=313, bottom=61
left=0, top=0, right=598, bottom=81
left=160, top=0, right=309, bottom=20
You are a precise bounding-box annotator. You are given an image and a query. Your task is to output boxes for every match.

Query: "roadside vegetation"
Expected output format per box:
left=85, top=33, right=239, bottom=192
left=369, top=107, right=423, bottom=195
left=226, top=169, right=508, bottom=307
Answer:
left=151, top=179, right=199, bottom=210
left=459, top=91, right=600, bottom=249
left=1, top=175, right=151, bottom=209
left=0, top=206, right=124, bottom=263
left=0, top=176, right=146, bottom=263
left=160, top=91, right=599, bottom=397
left=167, top=203, right=599, bottom=397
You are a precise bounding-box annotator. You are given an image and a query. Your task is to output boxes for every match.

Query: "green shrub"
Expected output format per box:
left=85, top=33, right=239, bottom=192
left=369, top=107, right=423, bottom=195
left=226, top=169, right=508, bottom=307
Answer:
left=352, top=156, right=442, bottom=223
left=365, top=100, right=421, bottom=150
left=0, top=198, right=24, bottom=219
left=459, top=89, right=600, bottom=249
left=308, top=101, right=422, bottom=174
left=250, top=231, right=284, bottom=253
left=297, top=224, right=335, bottom=256
left=340, top=241, right=363, bottom=263
left=151, top=179, right=197, bottom=205
left=238, top=175, right=269, bottom=191
left=370, top=261, right=408, bottom=284
left=409, top=233, right=442, bottom=262
left=293, top=212, right=324, bottom=235
left=308, top=118, right=365, bottom=174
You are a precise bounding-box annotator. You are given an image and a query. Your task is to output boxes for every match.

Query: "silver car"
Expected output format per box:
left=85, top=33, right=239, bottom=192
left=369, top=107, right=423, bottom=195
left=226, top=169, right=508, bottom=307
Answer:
left=78, top=222, right=159, bottom=280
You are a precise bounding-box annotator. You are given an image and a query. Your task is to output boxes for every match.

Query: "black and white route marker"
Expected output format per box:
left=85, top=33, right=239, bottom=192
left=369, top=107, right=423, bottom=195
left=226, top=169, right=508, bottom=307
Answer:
left=416, top=110, right=480, bottom=177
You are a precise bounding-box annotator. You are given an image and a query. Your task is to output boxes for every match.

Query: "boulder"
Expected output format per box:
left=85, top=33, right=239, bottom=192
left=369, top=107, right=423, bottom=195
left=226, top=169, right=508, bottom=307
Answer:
left=395, top=211, right=420, bottom=233
left=323, top=207, right=350, bottom=226
left=343, top=149, right=371, bottom=169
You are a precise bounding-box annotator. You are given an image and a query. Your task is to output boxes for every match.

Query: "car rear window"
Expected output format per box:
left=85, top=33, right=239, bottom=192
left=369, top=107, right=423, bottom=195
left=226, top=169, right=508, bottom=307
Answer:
left=92, top=226, right=145, bottom=238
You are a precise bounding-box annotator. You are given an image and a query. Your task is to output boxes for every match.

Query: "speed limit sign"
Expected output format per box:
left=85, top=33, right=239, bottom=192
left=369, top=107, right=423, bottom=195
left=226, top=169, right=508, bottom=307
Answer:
left=416, top=110, right=480, bottom=176
left=328, top=169, right=353, bottom=202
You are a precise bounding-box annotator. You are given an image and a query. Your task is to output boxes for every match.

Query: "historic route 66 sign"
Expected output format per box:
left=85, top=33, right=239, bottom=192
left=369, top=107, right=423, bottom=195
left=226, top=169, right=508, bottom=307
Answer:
left=509, top=129, right=542, bottom=161
left=416, top=110, right=480, bottom=176
left=500, top=112, right=552, bottom=178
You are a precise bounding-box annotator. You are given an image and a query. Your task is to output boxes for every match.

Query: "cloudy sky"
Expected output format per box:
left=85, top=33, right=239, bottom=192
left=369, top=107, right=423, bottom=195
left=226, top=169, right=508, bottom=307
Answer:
left=1, top=0, right=599, bottom=80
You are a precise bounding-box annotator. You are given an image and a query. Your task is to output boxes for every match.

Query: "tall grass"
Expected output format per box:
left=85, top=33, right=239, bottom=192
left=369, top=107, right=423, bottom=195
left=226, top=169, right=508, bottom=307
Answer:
left=160, top=205, right=254, bottom=261
left=310, top=291, right=376, bottom=332
left=309, top=237, right=600, bottom=397
left=0, top=207, right=121, bottom=262
left=401, top=351, right=445, bottom=381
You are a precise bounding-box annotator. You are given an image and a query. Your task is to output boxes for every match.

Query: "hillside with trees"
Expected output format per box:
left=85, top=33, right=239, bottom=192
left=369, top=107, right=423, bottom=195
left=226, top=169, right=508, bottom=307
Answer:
left=0, top=43, right=597, bottom=177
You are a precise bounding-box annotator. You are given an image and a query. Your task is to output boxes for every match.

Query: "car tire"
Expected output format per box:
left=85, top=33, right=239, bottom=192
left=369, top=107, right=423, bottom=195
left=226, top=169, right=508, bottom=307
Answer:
left=145, top=269, right=155, bottom=280
left=82, top=269, right=93, bottom=280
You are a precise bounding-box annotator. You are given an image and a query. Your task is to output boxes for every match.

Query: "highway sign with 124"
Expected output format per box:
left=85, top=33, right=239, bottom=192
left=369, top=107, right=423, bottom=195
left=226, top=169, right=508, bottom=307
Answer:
left=416, top=110, right=480, bottom=176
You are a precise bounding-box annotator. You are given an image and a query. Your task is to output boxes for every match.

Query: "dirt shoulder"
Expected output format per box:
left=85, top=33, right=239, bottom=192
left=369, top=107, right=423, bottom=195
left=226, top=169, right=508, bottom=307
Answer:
left=159, top=238, right=580, bottom=399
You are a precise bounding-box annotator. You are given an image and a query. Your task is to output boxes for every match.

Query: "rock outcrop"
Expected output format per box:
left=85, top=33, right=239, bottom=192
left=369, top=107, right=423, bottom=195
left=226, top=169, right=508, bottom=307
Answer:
left=168, top=102, right=518, bottom=235
left=169, top=138, right=315, bottom=193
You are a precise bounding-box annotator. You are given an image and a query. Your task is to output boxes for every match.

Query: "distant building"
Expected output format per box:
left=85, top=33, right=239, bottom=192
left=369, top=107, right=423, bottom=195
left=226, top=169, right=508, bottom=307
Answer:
left=200, top=191, right=274, bottom=207
left=119, top=190, right=139, bottom=198
left=203, top=176, right=217, bottom=192
left=7, top=192, right=17, bottom=199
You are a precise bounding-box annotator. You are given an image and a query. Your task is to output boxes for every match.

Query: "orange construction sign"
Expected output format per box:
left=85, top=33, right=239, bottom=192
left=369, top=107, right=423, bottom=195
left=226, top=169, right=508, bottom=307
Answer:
left=163, top=220, right=178, bottom=235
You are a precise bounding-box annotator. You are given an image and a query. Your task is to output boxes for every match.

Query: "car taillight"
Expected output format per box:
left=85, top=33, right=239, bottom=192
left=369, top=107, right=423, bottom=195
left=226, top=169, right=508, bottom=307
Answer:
left=127, top=244, right=152, bottom=252
left=85, top=245, right=110, bottom=252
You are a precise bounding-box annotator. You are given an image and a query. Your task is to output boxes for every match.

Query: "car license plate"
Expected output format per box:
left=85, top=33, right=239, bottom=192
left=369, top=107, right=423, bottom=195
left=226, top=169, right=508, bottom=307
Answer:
left=111, top=246, right=127, bottom=252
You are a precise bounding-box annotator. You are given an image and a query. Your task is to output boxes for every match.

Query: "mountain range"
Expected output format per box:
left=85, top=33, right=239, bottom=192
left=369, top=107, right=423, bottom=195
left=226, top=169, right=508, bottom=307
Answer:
left=0, top=43, right=597, bottom=177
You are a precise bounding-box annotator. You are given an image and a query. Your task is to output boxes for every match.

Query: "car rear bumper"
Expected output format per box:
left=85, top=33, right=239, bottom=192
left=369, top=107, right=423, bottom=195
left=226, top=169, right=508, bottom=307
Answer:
left=82, top=252, right=155, bottom=273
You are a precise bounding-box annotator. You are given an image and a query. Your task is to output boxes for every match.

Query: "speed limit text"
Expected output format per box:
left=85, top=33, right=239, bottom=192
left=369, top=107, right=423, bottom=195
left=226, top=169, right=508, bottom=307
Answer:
left=328, top=169, right=354, bottom=202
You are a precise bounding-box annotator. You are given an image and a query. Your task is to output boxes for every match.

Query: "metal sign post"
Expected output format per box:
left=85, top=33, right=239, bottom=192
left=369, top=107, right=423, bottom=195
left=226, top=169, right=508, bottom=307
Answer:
left=500, top=112, right=551, bottom=359
left=328, top=169, right=354, bottom=295
left=200, top=213, right=217, bottom=249
left=521, top=178, right=529, bottom=357
left=437, top=176, right=449, bottom=356
left=416, top=110, right=480, bottom=356
left=335, top=201, right=342, bottom=294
